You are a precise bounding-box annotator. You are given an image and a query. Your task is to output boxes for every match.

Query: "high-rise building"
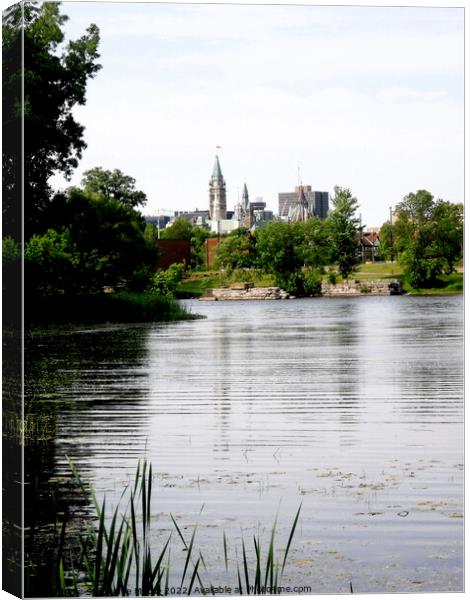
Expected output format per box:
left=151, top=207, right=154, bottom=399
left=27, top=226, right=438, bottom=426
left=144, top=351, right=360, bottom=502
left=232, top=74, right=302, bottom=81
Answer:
left=278, top=185, right=329, bottom=220
left=209, top=155, right=227, bottom=220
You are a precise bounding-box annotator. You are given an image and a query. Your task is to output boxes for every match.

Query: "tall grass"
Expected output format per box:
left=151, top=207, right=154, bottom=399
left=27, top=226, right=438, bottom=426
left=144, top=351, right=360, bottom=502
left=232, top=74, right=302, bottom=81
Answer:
left=44, top=460, right=302, bottom=596
left=26, top=291, right=200, bottom=326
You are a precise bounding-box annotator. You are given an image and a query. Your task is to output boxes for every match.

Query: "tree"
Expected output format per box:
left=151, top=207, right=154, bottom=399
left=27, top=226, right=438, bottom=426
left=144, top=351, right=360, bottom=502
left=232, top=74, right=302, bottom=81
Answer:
left=377, top=221, right=395, bottom=261
left=392, top=190, right=463, bottom=287
left=215, top=229, right=254, bottom=270
left=81, top=167, right=147, bottom=208
left=327, top=186, right=360, bottom=279
left=26, top=188, right=159, bottom=295
left=160, top=217, right=194, bottom=241
left=291, top=218, right=329, bottom=268
left=2, top=2, right=101, bottom=238
left=160, top=217, right=211, bottom=269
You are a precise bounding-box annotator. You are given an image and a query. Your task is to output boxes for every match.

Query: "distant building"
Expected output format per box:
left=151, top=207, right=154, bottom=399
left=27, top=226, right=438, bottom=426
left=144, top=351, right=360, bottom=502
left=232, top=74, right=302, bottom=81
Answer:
left=155, top=239, right=191, bottom=269
left=288, top=186, right=311, bottom=222
left=209, top=155, right=227, bottom=221
left=144, top=214, right=171, bottom=229
left=248, top=199, right=273, bottom=228
left=174, top=209, right=210, bottom=228
left=278, top=185, right=329, bottom=220
left=358, top=228, right=380, bottom=262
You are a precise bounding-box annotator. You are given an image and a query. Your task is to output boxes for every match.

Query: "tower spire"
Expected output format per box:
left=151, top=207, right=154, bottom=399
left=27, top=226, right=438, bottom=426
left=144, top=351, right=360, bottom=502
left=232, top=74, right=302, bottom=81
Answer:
left=209, top=153, right=227, bottom=221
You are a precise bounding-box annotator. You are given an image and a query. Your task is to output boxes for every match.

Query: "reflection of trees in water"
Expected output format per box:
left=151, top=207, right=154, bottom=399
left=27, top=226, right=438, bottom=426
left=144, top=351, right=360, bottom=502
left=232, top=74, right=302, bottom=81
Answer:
left=23, top=325, right=151, bottom=596
left=393, top=360, right=463, bottom=419
left=3, top=332, right=22, bottom=594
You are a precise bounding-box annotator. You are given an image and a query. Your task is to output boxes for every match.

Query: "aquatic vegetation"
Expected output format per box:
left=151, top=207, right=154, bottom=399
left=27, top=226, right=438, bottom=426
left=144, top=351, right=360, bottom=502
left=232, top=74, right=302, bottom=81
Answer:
left=28, top=459, right=302, bottom=596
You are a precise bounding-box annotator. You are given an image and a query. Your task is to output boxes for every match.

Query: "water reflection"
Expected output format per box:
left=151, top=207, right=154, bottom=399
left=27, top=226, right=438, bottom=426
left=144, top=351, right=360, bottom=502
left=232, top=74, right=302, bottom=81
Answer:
left=25, top=295, right=464, bottom=593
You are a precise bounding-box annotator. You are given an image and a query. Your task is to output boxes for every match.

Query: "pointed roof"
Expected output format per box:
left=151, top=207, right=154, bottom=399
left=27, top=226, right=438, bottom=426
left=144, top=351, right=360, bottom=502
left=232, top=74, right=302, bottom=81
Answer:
left=242, top=183, right=249, bottom=210
left=211, top=155, right=224, bottom=183
left=289, top=186, right=311, bottom=222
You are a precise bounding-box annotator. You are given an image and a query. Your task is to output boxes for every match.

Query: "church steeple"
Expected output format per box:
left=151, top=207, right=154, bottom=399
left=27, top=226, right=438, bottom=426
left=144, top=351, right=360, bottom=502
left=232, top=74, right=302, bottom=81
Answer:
left=211, top=155, right=224, bottom=182
left=209, top=154, right=227, bottom=220
left=242, top=183, right=249, bottom=211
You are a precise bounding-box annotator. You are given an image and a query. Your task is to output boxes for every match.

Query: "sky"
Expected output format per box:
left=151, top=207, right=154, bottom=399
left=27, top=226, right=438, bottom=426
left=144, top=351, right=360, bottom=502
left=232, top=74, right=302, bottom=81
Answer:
left=38, top=1, right=465, bottom=226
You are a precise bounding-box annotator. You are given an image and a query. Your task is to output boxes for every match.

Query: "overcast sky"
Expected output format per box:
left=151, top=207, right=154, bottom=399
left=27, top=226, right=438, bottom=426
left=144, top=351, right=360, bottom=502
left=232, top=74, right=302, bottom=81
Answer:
left=46, top=1, right=464, bottom=227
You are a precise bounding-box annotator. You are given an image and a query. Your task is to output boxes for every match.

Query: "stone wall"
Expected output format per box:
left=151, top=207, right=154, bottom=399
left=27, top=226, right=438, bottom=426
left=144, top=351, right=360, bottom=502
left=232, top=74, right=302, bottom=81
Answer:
left=200, top=285, right=290, bottom=301
left=321, top=279, right=402, bottom=296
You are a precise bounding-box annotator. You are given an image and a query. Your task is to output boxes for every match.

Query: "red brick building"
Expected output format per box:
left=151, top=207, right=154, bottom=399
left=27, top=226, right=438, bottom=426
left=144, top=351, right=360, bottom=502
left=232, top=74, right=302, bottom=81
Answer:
left=155, top=239, right=191, bottom=270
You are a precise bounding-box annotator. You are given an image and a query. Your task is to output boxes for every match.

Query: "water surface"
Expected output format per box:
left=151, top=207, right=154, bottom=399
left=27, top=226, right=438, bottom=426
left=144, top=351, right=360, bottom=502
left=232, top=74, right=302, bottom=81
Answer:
left=26, top=295, right=464, bottom=593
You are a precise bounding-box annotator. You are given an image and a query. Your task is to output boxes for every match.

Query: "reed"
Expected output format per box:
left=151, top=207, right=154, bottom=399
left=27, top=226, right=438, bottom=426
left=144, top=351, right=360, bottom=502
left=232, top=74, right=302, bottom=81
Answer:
left=41, top=460, right=301, bottom=596
left=230, top=504, right=302, bottom=595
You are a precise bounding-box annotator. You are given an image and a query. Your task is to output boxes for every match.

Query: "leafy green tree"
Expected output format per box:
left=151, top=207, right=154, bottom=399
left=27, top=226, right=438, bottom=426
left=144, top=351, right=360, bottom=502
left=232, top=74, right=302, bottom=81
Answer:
left=160, top=217, right=194, bottom=240
left=2, top=236, right=20, bottom=262
left=151, top=263, right=185, bottom=297
left=25, top=229, right=79, bottom=295
left=81, top=167, right=147, bottom=208
left=291, top=218, right=330, bottom=268
left=392, top=190, right=463, bottom=287
left=215, top=229, right=254, bottom=270
left=27, top=188, right=159, bottom=295
left=160, top=217, right=211, bottom=269
left=255, top=221, right=298, bottom=276
left=377, top=221, right=395, bottom=261
left=190, top=227, right=211, bottom=270
left=327, top=186, right=360, bottom=279
left=3, top=2, right=101, bottom=238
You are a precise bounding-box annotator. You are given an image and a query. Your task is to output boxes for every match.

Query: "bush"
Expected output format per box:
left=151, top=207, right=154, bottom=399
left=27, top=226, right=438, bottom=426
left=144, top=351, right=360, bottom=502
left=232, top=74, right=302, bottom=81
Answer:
left=26, top=291, right=198, bottom=326
left=302, top=268, right=322, bottom=296
left=150, top=263, right=185, bottom=297
left=327, top=271, right=337, bottom=285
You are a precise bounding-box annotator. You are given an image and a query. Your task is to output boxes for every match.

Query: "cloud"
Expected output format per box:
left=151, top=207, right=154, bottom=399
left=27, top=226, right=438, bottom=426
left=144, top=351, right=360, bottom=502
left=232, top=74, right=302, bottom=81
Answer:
left=50, top=2, right=463, bottom=227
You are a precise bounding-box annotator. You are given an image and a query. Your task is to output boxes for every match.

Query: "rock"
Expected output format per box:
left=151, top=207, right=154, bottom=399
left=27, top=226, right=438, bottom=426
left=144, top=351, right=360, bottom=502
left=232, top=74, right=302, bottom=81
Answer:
left=200, top=286, right=290, bottom=301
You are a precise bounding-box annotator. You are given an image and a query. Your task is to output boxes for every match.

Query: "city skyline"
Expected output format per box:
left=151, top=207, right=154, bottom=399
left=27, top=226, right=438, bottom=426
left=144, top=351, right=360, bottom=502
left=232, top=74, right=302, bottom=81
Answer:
left=47, top=0, right=464, bottom=228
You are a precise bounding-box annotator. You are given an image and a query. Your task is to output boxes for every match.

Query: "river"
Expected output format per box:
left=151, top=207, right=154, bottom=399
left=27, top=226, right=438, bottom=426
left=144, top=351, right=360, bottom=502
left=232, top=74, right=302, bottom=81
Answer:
left=25, top=294, right=463, bottom=594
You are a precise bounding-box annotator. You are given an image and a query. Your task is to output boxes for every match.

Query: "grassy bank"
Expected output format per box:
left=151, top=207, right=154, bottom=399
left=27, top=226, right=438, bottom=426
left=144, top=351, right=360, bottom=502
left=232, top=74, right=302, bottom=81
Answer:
left=177, top=263, right=463, bottom=298
left=176, top=269, right=276, bottom=298
left=352, top=261, right=404, bottom=280
left=25, top=291, right=201, bottom=327
left=403, top=272, right=463, bottom=295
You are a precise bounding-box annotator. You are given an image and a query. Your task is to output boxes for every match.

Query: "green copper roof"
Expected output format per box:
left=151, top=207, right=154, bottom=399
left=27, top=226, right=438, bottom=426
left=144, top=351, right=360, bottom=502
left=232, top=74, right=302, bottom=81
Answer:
left=212, top=155, right=224, bottom=181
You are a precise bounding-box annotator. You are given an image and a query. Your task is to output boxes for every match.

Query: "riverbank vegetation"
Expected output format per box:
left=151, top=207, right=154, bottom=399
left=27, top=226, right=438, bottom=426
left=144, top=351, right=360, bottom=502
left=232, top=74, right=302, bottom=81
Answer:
left=2, top=3, right=463, bottom=327
left=26, top=459, right=301, bottom=597
left=2, top=4, right=194, bottom=326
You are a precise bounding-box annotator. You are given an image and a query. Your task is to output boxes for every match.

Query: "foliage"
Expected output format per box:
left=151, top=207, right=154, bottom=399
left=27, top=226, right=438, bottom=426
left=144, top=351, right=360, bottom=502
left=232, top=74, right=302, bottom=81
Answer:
left=25, top=189, right=159, bottom=296
left=255, top=221, right=301, bottom=280
left=25, top=292, right=197, bottom=327
left=254, top=219, right=328, bottom=295
left=81, top=167, right=147, bottom=208
left=391, top=190, right=463, bottom=288
left=291, top=218, right=330, bottom=268
left=24, top=228, right=79, bottom=295
left=215, top=228, right=255, bottom=270
left=301, top=267, right=323, bottom=296
left=159, top=216, right=193, bottom=241
left=2, top=236, right=20, bottom=261
left=151, top=263, right=185, bottom=297
left=326, top=186, right=360, bottom=279
left=160, top=217, right=211, bottom=269
left=2, top=2, right=101, bottom=238
left=377, top=221, right=394, bottom=261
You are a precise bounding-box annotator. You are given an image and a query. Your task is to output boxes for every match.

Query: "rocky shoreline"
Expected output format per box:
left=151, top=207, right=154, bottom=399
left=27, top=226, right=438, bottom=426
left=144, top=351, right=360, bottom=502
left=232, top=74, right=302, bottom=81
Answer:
left=200, top=283, right=290, bottom=301
left=199, top=279, right=404, bottom=301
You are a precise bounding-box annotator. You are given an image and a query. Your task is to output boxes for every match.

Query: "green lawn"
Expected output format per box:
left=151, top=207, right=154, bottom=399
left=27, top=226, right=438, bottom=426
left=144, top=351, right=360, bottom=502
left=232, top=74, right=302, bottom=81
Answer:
left=352, top=261, right=404, bottom=280
left=177, top=263, right=463, bottom=297
left=403, top=272, right=463, bottom=295
left=176, top=270, right=275, bottom=297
